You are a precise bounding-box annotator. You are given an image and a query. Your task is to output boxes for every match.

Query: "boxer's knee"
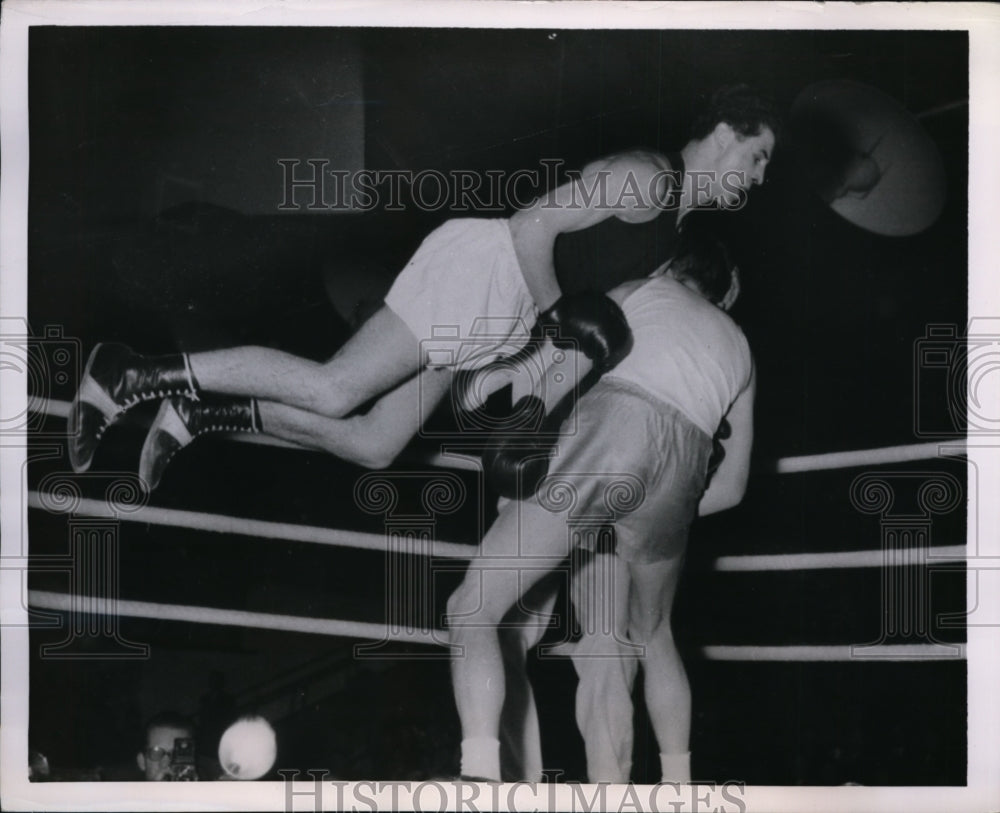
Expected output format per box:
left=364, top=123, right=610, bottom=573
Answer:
left=446, top=576, right=486, bottom=643
left=345, top=418, right=406, bottom=469
left=628, top=604, right=673, bottom=651
left=447, top=568, right=518, bottom=637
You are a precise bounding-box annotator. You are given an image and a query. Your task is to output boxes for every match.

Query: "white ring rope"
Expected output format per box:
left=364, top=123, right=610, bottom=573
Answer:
left=36, top=397, right=962, bottom=474
left=713, top=545, right=966, bottom=572
left=26, top=491, right=474, bottom=559
left=26, top=590, right=965, bottom=662
left=27, top=589, right=442, bottom=646
left=771, top=441, right=965, bottom=473
left=26, top=489, right=966, bottom=571
left=700, top=643, right=966, bottom=662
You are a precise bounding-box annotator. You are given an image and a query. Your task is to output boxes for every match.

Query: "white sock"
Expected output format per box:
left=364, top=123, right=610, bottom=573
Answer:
left=659, top=751, right=691, bottom=783
left=461, top=737, right=501, bottom=781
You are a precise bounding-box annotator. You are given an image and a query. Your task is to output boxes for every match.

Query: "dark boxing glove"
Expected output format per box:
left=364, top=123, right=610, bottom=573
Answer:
left=483, top=395, right=555, bottom=500
left=541, top=292, right=633, bottom=373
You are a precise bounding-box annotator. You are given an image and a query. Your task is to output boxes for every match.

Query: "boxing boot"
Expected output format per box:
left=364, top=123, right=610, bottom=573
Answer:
left=139, top=395, right=261, bottom=492
left=68, top=343, right=201, bottom=472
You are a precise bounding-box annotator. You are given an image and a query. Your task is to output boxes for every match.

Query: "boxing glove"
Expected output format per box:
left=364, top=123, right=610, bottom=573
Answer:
left=483, top=395, right=555, bottom=500
left=540, top=292, right=633, bottom=373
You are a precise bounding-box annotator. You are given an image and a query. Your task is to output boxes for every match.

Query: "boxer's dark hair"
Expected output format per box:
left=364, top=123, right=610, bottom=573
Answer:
left=690, top=84, right=782, bottom=145
left=669, top=217, right=737, bottom=305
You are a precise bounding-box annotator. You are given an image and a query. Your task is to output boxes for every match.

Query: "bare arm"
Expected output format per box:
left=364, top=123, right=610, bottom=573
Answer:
left=509, top=152, right=673, bottom=310
left=697, top=365, right=755, bottom=517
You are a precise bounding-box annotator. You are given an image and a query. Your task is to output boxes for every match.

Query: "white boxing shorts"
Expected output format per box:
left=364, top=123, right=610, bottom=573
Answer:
left=535, top=376, right=713, bottom=562
left=384, top=218, right=538, bottom=371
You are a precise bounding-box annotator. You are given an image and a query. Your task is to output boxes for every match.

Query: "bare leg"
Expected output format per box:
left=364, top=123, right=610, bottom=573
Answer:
left=498, top=577, right=560, bottom=781
left=627, top=554, right=690, bottom=758
left=257, top=368, right=453, bottom=468
left=188, top=305, right=422, bottom=418
left=448, top=499, right=571, bottom=779
left=571, top=550, right=641, bottom=782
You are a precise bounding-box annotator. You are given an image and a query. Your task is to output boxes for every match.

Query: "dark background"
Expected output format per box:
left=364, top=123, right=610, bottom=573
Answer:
left=25, top=26, right=968, bottom=784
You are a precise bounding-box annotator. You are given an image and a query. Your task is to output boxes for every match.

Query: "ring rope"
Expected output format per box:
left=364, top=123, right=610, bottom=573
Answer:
left=27, top=589, right=442, bottom=645
left=26, top=589, right=965, bottom=662
left=771, top=441, right=965, bottom=474
left=700, top=643, right=966, bottom=662
left=25, top=491, right=474, bottom=559
left=27, top=489, right=965, bottom=570
left=36, top=397, right=963, bottom=474
left=713, top=545, right=966, bottom=572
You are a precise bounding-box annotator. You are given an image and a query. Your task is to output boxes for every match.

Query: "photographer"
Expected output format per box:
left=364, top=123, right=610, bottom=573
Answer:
left=136, top=712, right=199, bottom=781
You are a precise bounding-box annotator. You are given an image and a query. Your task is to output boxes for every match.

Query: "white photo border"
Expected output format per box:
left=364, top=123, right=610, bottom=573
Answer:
left=2, top=1, right=998, bottom=811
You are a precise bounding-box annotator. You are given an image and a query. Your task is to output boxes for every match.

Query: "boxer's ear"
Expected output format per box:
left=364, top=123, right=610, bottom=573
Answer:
left=713, top=121, right=736, bottom=149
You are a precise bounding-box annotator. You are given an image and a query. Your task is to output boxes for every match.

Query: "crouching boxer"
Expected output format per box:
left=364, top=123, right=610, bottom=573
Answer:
left=448, top=225, right=755, bottom=783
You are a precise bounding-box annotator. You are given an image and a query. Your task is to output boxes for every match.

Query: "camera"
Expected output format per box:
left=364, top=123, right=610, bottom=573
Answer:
left=0, top=320, right=81, bottom=436
left=163, top=737, right=198, bottom=781
left=914, top=319, right=1000, bottom=437
left=418, top=317, right=578, bottom=439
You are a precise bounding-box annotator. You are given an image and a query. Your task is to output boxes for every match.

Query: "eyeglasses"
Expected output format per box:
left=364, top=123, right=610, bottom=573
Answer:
left=143, top=746, right=173, bottom=762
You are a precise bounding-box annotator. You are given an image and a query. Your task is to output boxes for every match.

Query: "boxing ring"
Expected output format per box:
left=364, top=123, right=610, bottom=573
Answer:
left=26, top=397, right=968, bottom=664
